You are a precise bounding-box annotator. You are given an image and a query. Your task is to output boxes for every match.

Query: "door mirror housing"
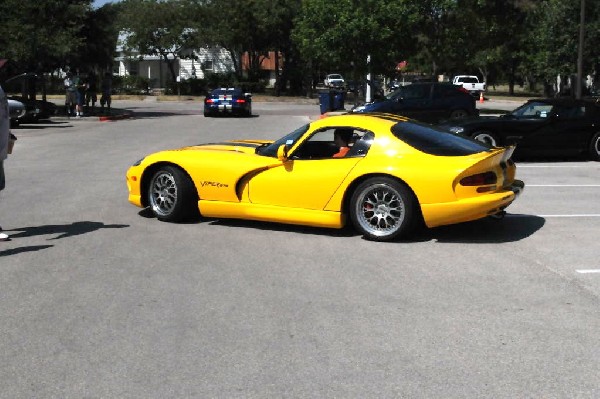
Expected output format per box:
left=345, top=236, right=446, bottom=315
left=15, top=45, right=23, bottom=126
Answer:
left=277, top=144, right=289, bottom=161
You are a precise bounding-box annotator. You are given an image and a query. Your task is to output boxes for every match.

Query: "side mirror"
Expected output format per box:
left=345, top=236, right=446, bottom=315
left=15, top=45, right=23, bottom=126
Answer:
left=277, top=144, right=289, bottom=161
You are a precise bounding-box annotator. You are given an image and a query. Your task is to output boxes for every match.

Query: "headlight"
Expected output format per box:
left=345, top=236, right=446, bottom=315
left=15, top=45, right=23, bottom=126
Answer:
left=447, top=127, right=465, bottom=134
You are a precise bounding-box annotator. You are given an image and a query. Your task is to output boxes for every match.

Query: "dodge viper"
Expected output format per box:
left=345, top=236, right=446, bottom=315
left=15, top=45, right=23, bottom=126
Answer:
left=204, top=87, right=252, bottom=117
left=126, top=113, right=524, bottom=241
left=439, top=98, right=600, bottom=161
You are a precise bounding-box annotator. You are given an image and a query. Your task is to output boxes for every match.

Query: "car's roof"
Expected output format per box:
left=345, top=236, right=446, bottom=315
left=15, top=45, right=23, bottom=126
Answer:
left=526, top=97, right=599, bottom=107
left=210, top=87, right=243, bottom=95
left=311, top=112, right=410, bottom=132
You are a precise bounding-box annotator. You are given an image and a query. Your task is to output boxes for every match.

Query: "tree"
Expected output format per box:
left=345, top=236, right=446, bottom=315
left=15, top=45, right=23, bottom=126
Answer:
left=292, top=0, right=420, bottom=94
left=0, top=0, right=92, bottom=75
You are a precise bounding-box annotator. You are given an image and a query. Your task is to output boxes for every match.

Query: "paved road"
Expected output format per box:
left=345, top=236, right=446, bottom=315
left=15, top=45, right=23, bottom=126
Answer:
left=1, top=100, right=599, bottom=398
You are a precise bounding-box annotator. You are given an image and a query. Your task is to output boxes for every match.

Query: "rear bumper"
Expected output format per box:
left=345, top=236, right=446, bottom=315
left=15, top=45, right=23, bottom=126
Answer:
left=421, top=179, right=525, bottom=228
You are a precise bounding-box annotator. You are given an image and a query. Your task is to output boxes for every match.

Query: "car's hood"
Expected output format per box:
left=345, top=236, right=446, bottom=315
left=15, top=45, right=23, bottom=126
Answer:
left=180, top=139, right=273, bottom=155
left=438, top=115, right=503, bottom=127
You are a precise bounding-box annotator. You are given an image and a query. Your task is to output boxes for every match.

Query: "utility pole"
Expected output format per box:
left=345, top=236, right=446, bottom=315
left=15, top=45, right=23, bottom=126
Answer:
left=576, top=0, right=585, bottom=99
left=366, top=55, right=372, bottom=103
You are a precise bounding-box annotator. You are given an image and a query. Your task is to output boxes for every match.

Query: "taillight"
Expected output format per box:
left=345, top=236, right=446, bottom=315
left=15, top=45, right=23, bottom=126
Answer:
left=206, top=99, right=215, bottom=104
left=460, top=171, right=497, bottom=186
left=235, top=99, right=246, bottom=103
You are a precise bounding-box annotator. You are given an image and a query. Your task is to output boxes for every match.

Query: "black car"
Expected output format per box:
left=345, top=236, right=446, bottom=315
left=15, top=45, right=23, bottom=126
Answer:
left=351, top=82, right=478, bottom=124
left=439, top=98, right=600, bottom=161
left=8, top=96, right=58, bottom=122
left=204, top=88, right=252, bottom=117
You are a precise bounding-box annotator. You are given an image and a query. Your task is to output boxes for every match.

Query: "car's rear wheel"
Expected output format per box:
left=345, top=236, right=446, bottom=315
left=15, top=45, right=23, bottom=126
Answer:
left=449, top=109, right=469, bottom=119
left=472, top=131, right=498, bottom=147
left=349, top=177, right=417, bottom=241
left=148, top=166, right=198, bottom=222
left=589, top=132, right=600, bottom=161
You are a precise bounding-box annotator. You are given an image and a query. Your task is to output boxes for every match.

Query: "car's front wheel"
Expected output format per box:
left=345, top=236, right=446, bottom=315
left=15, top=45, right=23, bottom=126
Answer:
left=589, top=132, right=600, bottom=161
left=349, top=177, right=417, bottom=241
left=148, top=165, right=198, bottom=222
left=472, top=131, right=498, bottom=147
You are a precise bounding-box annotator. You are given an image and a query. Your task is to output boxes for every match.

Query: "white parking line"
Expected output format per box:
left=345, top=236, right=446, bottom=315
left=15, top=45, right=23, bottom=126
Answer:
left=576, top=270, right=600, bottom=274
left=526, top=184, right=600, bottom=187
left=537, top=214, right=600, bottom=217
left=518, top=164, right=597, bottom=168
left=507, top=214, right=600, bottom=217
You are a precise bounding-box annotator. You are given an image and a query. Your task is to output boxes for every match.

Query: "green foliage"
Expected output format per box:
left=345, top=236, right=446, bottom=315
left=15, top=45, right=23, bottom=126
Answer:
left=292, top=0, right=420, bottom=78
left=112, top=75, right=151, bottom=94
left=1, top=0, right=599, bottom=97
left=0, top=0, right=92, bottom=74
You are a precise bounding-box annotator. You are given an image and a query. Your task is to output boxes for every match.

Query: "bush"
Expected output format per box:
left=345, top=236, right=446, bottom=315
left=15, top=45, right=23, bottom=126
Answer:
left=112, top=75, right=151, bottom=94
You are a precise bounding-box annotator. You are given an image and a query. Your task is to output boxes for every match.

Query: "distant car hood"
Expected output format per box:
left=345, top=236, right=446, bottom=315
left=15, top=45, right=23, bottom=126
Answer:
left=183, top=140, right=272, bottom=155
left=438, top=115, right=504, bottom=128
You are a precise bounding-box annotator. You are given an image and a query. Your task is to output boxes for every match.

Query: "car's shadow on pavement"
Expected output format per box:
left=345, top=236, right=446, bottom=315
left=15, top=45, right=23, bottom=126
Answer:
left=137, top=208, right=544, bottom=243
left=13, top=121, right=72, bottom=129
left=6, top=221, right=129, bottom=240
left=415, top=214, right=545, bottom=243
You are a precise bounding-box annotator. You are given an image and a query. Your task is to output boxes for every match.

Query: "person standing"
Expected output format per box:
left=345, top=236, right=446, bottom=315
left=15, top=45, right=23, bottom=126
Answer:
left=100, top=72, right=112, bottom=112
left=74, top=72, right=86, bottom=118
left=0, top=83, right=12, bottom=240
left=85, top=71, right=98, bottom=111
left=64, top=72, right=77, bottom=116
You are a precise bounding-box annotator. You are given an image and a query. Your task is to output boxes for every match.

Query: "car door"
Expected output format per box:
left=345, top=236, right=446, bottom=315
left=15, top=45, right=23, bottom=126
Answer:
left=431, top=84, right=462, bottom=122
left=534, top=104, right=594, bottom=155
left=500, top=103, right=555, bottom=150
left=247, top=128, right=369, bottom=210
left=390, top=84, right=433, bottom=122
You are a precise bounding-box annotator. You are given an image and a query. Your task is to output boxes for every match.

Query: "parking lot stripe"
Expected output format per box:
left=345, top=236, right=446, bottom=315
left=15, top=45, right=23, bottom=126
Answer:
left=518, top=165, right=596, bottom=168
left=536, top=214, right=600, bottom=217
left=576, top=270, right=600, bottom=274
left=527, top=184, right=600, bottom=187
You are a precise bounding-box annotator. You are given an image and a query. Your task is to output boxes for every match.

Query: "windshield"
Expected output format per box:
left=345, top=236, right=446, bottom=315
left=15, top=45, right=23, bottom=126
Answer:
left=256, top=124, right=310, bottom=157
left=511, top=101, right=553, bottom=118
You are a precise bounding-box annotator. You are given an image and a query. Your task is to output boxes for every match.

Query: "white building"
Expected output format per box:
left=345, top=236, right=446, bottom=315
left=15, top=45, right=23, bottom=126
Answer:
left=114, top=33, right=235, bottom=88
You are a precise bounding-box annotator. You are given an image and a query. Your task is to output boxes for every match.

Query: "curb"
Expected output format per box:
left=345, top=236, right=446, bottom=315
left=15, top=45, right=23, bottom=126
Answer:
left=98, top=113, right=132, bottom=122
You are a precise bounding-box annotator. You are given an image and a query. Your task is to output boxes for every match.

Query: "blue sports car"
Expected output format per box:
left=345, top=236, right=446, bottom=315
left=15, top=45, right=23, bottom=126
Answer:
left=204, top=88, right=252, bottom=117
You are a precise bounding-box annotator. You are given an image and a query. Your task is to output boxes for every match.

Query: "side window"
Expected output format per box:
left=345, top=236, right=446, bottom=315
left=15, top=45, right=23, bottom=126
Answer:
left=291, top=128, right=373, bottom=159
left=402, top=85, right=428, bottom=100
left=553, top=105, right=585, bottom=119
left=434, top=85, right=457, bottom=98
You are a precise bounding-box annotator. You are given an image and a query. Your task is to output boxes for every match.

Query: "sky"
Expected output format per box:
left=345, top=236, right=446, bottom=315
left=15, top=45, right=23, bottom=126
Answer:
left=93, top=0, right=119, bottom=8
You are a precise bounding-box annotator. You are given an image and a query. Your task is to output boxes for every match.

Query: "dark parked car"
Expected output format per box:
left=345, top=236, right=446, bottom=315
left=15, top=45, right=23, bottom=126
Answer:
left=8, top=98, right=26, bottom=127
left=439, top=98, right=600, bottom=161
left=204, top=88, right=252, bottom=117
left=351, top=82, right=478, bottom=124
left=9, top=96, right=58, bottom=122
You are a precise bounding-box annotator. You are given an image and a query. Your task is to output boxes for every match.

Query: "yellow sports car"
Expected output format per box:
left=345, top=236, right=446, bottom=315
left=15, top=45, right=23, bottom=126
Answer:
left=126, top=113, right=524, bottom=241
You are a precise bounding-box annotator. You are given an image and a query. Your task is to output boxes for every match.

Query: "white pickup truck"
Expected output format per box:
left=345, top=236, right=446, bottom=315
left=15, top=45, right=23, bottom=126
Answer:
left=452, top=75, right=486, bottom=96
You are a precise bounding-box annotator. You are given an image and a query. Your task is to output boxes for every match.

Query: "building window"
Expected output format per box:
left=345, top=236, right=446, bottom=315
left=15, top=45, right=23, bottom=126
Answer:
left=202, top=60, right=213, bottom=71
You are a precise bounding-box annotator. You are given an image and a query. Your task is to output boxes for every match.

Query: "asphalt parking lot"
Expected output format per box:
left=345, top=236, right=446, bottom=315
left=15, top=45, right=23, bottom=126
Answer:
left=1, top=99, right=599, bottom=398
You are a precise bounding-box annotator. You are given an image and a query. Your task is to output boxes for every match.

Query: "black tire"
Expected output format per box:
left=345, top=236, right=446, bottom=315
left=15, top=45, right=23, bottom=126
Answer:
left=349, top=177, right=417, bottom=241
left=589, top=132, right=600, bottom=161
left=472, top=130, right=498, bottom=147
left=449, top=109, right=469, bottom=119
left=204, top=110, right=211, bottom=117
left=147, top=166, right=198, bottom=222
